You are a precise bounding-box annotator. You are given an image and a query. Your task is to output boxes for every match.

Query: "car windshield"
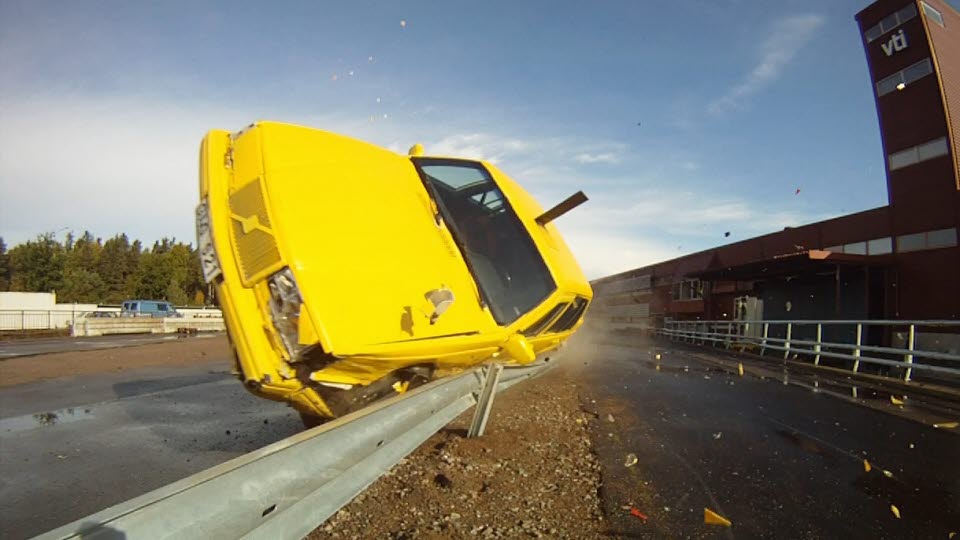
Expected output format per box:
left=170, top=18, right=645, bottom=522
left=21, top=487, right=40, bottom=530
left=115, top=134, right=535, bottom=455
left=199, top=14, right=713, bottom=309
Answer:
left=412, top=158, right=556, bottom=325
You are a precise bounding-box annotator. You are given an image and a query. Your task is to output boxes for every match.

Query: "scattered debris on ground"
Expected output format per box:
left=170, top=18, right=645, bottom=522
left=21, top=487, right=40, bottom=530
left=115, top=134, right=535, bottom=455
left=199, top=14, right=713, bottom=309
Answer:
left=308, top=366, right=606, bottom=539
left=704, top=508, right=732, bottom=527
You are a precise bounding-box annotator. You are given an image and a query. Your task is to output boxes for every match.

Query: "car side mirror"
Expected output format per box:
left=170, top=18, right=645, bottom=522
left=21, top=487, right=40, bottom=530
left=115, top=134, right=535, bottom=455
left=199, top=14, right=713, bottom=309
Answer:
left=502, top=334, right=535, bottom=364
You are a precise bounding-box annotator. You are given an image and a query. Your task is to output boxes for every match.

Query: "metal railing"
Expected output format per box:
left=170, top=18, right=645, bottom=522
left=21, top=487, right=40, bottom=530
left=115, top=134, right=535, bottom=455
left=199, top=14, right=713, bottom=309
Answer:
left=0, top=308, right=223, bottom=331
left=659, top=319, right=960, bottom=382
left=34, top=360, right=549, bottom=540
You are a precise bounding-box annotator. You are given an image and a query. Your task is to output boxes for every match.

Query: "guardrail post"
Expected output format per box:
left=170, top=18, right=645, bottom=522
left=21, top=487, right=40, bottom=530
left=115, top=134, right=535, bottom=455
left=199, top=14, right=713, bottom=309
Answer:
left=47, top=310, right=52, bottom=330
left=725, top=322, right=732, bottom=349
left=814, top=324, right=822, bottom=365
left=783, top=323, right=792, bottom=360
left=468, top=364, right=504, bottom=438
left=903, top=324, right=915, bottom=382
left=761, top=323, right=769, bottom=356
left=852, top=323, right=862, bottom=373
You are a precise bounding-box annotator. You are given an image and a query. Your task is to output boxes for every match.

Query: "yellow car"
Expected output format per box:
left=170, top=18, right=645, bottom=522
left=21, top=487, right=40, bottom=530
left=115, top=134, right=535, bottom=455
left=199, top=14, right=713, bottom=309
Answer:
left=196, top=121, right=591, bottom=424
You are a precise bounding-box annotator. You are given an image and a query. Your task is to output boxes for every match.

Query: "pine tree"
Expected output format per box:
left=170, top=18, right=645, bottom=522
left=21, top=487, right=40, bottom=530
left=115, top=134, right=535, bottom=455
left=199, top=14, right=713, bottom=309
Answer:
left=8, top=234, right=64, bottom=293
left=0, top=237, right=10, bottom=291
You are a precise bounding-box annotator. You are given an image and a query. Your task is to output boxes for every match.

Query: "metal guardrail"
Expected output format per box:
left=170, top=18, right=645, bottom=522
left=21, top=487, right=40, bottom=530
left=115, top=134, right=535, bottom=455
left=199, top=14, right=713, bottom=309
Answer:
left=34, top=360, right=550, bottom=540
left=660, top=319, right=960, bottom=382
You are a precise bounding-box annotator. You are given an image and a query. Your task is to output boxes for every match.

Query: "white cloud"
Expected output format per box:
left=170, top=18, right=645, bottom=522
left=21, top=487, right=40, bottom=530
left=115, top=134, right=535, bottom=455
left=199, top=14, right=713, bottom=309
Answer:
left=708, top=14, right=824, bottom=115
left=420, top=133, right=532, bottom=164
left=573, top=152, right=620, bottom=165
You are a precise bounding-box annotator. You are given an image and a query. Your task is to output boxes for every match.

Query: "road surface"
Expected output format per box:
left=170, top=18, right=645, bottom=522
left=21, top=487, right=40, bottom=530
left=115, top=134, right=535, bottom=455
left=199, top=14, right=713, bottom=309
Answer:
left=0, top=334, right=216, bottom=359
left=0, top=358, right=302, bottom=540
left=578, top=334, right=960, bottom=539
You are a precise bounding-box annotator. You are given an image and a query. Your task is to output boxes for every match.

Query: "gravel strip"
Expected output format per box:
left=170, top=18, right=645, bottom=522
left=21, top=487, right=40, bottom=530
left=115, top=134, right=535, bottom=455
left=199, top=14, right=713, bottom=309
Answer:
left=307, top=365, right=606, bottom=539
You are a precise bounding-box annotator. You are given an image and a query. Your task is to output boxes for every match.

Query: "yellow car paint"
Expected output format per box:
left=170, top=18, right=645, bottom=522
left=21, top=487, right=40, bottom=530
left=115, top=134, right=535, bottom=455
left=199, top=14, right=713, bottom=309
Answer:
left=198, top=121, right=591, bottom=420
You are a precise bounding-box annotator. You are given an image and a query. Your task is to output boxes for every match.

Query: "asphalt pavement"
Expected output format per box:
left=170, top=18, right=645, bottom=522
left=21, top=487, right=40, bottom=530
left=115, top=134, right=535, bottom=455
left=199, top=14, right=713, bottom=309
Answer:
left=0, top=334, right=214, bottom=359
left=578, top=334, right=960, bottom=539
left=0, top=359, right=303, bottom=540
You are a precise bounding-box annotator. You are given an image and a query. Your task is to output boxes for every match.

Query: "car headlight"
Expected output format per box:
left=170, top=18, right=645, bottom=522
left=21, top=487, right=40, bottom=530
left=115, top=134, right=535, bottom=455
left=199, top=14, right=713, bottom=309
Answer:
left=268, top=268, right=304, bottom=360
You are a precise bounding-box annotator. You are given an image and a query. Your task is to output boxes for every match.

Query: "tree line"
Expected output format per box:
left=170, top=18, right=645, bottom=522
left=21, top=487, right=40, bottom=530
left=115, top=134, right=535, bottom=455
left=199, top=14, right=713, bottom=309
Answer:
left=0, top=232, right=209, bottom=306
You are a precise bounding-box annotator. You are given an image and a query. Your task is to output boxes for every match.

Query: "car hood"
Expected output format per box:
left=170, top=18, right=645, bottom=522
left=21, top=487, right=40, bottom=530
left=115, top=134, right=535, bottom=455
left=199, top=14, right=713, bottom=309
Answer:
left=257, top=123, right=495, bottom=354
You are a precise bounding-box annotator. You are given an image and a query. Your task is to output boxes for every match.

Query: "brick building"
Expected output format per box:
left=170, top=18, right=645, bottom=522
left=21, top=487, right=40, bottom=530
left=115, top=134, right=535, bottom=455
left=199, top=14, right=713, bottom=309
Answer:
left=591, top=0, right=959, bottom=349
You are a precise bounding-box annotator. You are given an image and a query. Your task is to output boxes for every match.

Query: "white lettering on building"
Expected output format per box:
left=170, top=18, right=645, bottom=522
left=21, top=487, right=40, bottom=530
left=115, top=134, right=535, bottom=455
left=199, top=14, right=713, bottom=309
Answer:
left=881, top=29, right=908, bottom=56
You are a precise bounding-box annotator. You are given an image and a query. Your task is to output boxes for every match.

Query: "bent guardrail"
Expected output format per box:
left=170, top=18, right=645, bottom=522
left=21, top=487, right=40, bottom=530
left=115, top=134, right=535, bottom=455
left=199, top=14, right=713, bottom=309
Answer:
left=33, top=360, right=551, bottom=540
left=660, top=319, right=960, bottom=383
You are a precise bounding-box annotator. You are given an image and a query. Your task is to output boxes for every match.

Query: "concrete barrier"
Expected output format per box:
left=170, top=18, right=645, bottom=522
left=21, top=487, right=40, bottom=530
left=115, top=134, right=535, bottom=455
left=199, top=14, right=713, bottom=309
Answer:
left=73, top=317, right=225, bottom=337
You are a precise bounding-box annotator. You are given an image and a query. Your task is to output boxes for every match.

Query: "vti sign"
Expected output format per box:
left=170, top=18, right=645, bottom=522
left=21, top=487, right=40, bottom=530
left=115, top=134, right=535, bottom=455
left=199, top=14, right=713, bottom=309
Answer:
left=881, top=30, right=908, bottom=56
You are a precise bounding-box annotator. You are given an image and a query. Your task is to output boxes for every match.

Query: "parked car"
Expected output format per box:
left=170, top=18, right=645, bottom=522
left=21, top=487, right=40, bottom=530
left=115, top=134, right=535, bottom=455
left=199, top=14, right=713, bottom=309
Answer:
left=120, top=300, right=182, bottom=318
left=82, top=311, right=117, bottom=318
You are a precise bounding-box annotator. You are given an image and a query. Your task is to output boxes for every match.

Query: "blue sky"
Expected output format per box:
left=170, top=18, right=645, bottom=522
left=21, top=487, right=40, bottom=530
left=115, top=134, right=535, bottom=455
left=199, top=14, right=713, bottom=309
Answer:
left=0, top=1, right=935, bottom=278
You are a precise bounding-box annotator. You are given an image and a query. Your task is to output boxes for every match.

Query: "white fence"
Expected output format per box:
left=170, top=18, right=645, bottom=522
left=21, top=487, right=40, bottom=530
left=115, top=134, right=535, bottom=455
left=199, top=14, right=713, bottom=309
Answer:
left=0, top=307, right=223, bottom=332
left=661, top=318, right=960, bottom=383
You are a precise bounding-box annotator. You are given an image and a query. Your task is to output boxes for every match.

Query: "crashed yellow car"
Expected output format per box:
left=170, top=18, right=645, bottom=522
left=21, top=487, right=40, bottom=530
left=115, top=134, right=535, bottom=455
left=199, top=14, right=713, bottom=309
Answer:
left=196, top=121, right=591, bottom=424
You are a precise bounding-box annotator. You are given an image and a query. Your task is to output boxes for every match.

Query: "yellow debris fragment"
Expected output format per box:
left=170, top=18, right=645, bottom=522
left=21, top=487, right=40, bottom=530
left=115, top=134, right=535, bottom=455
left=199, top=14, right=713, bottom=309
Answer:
left=933, top=421, right=959, bottom=429
left=883, top=470, right=893, bottom=478
left=890, top=396, right=905, bottom=406
left=890, top=504, right=901, bottom=519
left=655, top=353, right=662, bottom=361
left=391, top=381, right=410, bottom=394
left=738, top=362, right=744, bottom=377
left=704, top=508, right=732, bottom=527
left=947, top=531, right=955, bottom=539
left=863, top=459, right=871, bottom=472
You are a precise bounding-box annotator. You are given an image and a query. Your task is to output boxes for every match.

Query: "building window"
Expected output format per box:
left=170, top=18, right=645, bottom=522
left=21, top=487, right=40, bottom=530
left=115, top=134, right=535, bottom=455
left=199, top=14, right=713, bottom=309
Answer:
left=865, top=3, right=919, bottom=42
left=843, top=241, right=868, bottom=255
left=889, top=136, right=949, bottom=171
left=876, top=58, right=933, bottom=96
left=926, top=227, right=958, bottom=249
left=921, top=2, right=945, bottom=26
left=897, top=228, right=958, bottom=252
left=897, top=232, right=926, bottom=252
left=672, top=278, right=703, bottom=301
left=826, top=238, right=893, bottom=255
left=867, top=237, right=893, bottom=255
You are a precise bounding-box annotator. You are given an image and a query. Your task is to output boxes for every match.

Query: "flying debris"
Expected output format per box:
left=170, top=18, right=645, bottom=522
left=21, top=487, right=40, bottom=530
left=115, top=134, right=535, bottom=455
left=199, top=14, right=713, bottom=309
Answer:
left=724, top=231, right=730, bottom=237
left=795, top=187, right=801, bottom=195
left=400, top=20, right=407, bottom=27
left=704, top=508, right=732, bottom=527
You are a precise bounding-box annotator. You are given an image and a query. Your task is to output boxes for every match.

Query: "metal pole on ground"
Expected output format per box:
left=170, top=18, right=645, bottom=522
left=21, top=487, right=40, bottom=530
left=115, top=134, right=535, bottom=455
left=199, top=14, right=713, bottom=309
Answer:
left=761, top=323, right=769, bottom=356
left=904, top=324, right=915, bottom=382
left=783, top=323, right=792, bottom=360
left=814, top=323, right=822, bottom=365
left=468, top=364, right=504, bottom=438
left=852, top=323, right=863, bottom=373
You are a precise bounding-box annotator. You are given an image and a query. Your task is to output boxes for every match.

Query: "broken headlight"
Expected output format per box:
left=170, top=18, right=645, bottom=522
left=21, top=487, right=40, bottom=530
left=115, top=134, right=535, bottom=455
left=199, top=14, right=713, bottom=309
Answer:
left=268, top=268, right=304, bottom=360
